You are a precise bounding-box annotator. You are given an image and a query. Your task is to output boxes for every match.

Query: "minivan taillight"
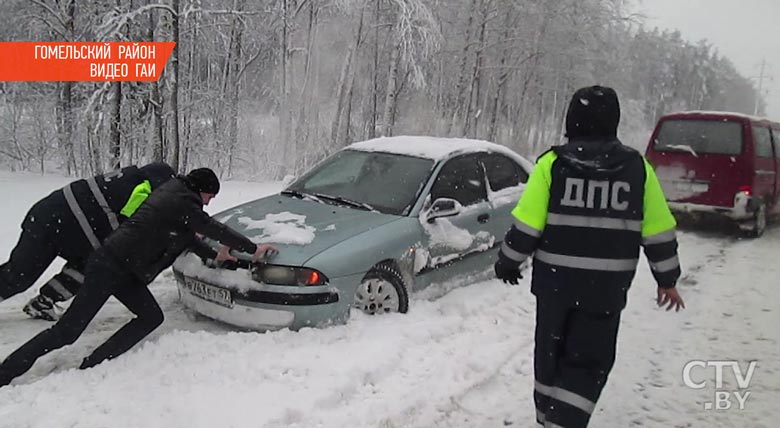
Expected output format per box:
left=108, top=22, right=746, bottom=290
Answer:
left=739, top=185, right=752, bottom=195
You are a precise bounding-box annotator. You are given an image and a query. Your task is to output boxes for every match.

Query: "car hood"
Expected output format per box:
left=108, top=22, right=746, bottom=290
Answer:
left=212, top=194, right=402, bottom=266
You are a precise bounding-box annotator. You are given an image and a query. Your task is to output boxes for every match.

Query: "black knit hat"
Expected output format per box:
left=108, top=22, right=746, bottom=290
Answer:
left=565, top=85, right=621, bottom=139
left=185, top=168, right=220, bottom=194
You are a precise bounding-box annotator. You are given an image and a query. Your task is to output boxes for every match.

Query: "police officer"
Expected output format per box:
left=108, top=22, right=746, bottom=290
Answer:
left=494, top=86, right=685, bottom=428
left=0, top=162, right=176, bottom=321
left=0, top=168, right=277, bottom=386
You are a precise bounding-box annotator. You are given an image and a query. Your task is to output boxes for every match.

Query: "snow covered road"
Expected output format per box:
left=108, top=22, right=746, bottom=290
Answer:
left=0, top=172, right=777, bottom=427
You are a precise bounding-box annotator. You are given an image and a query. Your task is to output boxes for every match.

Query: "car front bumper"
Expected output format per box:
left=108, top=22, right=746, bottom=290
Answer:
left=173, top=268, right=362, bottom=331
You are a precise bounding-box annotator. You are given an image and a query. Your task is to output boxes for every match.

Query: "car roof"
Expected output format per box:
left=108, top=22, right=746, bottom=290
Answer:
left=347, top=135, right=527, bottom=163
left=662, top=110, right=779, bottom=125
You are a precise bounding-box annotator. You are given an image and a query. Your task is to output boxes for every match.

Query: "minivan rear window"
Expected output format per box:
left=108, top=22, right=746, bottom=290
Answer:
left=653, top=119, right=743, bottom=155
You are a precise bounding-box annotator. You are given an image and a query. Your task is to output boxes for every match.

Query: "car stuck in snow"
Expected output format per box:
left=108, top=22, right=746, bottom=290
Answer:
left=173, top=136, right=533, bottom=330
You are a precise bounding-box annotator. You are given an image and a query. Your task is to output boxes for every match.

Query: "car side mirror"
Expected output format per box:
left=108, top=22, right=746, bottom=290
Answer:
left=425, top=198, right=462, bottom=223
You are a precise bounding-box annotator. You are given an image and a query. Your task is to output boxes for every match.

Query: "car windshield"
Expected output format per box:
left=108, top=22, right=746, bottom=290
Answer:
left=653, top=119, right=744, bottom=155
left=286, top=149, right=434, bottom=216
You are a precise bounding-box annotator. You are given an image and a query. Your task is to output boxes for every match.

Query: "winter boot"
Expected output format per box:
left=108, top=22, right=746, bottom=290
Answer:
left=22, top=294, right=59, bottom=321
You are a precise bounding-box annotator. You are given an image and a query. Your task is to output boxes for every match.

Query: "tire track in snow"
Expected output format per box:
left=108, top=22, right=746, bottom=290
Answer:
left=256, top=279, right=538, bottom=428
left=602, top=228, right=777, bottom=428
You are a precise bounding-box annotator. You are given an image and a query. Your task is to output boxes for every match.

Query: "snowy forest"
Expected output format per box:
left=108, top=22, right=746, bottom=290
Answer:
left=0, top=0, right=766, bottom=179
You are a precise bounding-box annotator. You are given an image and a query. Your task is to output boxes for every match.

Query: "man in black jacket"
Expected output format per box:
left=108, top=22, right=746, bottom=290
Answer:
left=495, top=86, right=685, bottom=428
left=0, top=168, right=275, bottom=386
left=0, top=162, right=176, bottom=321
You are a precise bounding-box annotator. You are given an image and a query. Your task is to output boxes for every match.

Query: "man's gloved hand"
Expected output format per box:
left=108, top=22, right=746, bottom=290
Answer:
left=494, top=258, right=523, bottom=285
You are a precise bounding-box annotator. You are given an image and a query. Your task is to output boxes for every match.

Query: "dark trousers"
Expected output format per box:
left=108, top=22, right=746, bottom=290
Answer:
left=0, top=198, right=84, bottom=303
left=0, top=207, right=58, bottom=300
left=0, top=251, right=163, bottom=386
left=533, top=295, right=621, bottom=428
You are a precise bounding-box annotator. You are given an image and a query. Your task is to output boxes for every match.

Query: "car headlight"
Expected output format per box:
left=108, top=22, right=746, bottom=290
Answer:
left=251, top=265, right=328, bottom=286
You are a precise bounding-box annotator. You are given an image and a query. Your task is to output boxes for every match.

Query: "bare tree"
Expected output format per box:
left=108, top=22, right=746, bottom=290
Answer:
left=379, top=0, right=441, bottom=137
left=331, top=2, right=365, bottom=147
left=447, top=0, right=478, bottom=136
left=170, top=0, right=181, bottom=172
left=148, top=2, right=165, bottom=162
left=487, top=1, right=519, bottom=142
left=35, top=0, right=79, bottom=174
left=462, top=0, right=492, bottom=138
left=108, top=82, right=122, bottom=169
left=223, top=0, right=246, bottom=177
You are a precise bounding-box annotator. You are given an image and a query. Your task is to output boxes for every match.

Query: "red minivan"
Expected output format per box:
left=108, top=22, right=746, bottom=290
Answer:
left=645, top=111, right=780, bottom=237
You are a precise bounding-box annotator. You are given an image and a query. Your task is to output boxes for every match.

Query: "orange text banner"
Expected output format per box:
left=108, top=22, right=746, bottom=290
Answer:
left=0, top=42, right=175, bottom=82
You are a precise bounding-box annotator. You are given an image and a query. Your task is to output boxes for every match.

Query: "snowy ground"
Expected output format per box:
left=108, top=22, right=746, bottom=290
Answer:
left=0, top=171, right=777, bottom=428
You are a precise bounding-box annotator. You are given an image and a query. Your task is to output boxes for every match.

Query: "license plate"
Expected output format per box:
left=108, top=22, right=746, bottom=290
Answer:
left=183, top=277, right=233, bottom=308
left=673, top=181, right=691, bottom=191
left=673, top=181, right=708, bottom=193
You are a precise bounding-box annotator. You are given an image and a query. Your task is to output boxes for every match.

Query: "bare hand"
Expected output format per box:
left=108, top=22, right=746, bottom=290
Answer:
left=252, top=244, right=279, bottom=263
left=657, top=287, right=686, bottom=312
left=215, top=245, right=237, bottom=263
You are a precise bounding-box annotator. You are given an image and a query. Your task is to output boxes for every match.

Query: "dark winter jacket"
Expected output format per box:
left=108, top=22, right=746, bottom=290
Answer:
left=102, top=177, right=258, bottom=284
left=34, top=163, right=176, bottom=262
left=497, top=138, right=680, bottom=312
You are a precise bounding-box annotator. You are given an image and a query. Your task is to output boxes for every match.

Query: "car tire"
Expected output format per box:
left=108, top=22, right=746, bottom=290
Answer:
left=353, top=264, right=409, bottom=315
left=745, top=201, right=767, bottom=238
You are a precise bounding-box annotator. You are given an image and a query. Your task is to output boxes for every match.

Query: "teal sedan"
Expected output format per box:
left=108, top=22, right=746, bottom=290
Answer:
left=173, top=136, right=532, bottom=330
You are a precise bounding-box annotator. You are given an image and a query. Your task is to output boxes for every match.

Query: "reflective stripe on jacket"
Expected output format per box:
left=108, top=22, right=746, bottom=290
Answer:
left=60, top=164, right=174, bottom=256
left=498, top=141, right=680, bottom=311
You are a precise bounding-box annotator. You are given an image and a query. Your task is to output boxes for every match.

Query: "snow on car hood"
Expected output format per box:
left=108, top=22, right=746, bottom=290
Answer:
left=213, top=194, right=401, bottom=265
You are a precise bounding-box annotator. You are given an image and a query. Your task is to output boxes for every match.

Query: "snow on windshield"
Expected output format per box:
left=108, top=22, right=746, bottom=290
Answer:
left=654, top=119, right=743, bottom=156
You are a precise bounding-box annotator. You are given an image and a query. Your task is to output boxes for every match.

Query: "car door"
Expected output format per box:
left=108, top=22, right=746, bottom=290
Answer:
left=479, top=152, right=530, bottom=246
left=752, top=125, right=776, bottom=208
left=771, top=127, right=780, bottom=212
left=419, top=153, right=493, bottom=281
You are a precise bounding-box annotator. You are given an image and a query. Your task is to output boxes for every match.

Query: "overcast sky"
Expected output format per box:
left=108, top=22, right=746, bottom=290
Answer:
left=635, top=0, right=780, bottom=118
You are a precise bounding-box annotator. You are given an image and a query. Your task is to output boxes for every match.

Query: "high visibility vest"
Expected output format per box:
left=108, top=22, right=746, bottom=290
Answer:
left=62, top=167, right=153, bottom=250
left=500, top=147, right=679, bottom=311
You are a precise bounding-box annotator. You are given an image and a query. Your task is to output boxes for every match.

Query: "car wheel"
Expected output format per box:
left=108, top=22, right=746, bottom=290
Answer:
left=353, top=264, right=409, bottom=315
left=745, top=202, right=767, bottom=238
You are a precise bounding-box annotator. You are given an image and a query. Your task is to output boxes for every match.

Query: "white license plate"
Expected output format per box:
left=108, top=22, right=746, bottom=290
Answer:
left=183, top=277, right=233, bottom=308
left=673, top=181, right=709, bottom=193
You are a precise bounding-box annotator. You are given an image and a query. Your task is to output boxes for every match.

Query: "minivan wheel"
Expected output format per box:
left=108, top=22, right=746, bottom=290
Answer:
left=353, top=264, right=409, bottom=315
left=746, top=202, right=767, bottom=238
